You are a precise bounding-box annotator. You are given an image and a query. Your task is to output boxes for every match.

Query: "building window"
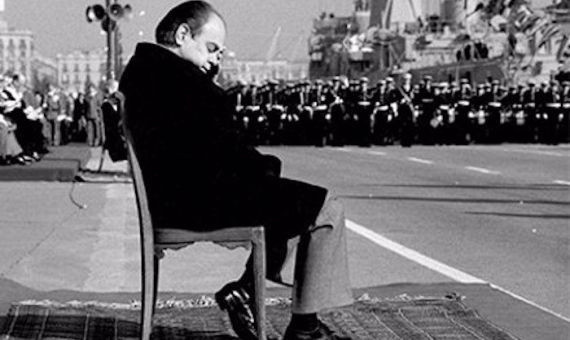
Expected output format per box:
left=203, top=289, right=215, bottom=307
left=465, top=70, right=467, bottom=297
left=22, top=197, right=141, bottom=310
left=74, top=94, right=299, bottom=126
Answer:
left=19, top=40, right=27, bottom=58
left=7, top=39, right=15, bottom=57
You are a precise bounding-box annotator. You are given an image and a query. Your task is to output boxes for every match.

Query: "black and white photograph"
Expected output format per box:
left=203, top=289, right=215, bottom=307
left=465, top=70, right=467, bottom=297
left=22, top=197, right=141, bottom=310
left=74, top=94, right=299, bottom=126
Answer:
left=0, top=1, right=568, bottom=339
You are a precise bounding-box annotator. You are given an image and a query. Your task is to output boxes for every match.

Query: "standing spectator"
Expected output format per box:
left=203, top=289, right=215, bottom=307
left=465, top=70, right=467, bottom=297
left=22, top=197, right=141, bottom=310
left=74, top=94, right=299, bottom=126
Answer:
left=59, top=90, right=75, bottom=145
left=72, top=92, right=88, bottom=142
left=34, top=91, right=51, bottom=146
left=85, top=85, right=103, bottom=146
left=44, top=84, right=65, bottom=146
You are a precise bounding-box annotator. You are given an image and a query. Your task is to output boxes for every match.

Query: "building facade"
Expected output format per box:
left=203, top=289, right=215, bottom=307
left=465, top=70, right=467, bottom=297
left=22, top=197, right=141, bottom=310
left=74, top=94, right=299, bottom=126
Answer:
left=56, top=49, right=106, bottom=93
left=0, top=17, right=34, bottom=82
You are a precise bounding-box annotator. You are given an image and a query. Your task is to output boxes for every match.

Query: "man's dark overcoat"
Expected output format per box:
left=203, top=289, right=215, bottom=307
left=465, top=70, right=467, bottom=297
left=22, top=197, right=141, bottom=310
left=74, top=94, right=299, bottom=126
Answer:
left=119, top=43, right=327, bottom=239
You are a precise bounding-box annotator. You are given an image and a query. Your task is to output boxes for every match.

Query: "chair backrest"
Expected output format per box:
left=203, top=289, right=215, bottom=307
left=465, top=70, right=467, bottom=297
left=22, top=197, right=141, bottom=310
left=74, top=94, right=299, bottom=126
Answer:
left=119, top=97, right=156, bottom=260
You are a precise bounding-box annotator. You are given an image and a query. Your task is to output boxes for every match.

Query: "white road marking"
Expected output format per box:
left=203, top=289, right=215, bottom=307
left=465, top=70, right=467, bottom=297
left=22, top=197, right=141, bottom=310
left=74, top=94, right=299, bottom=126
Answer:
left=506, top=148, right=565, bottom=157
left=553, top=180, right=570, bottom=186
left=465, top=166, right=501, bottom=175
left=346, top=219, right=570, bottom=323
left=489, top=284, right=570, bottom=323
left=367, top=150, right=387, bottom=156
left=334, top=147, right=353, bottom=152
left=408, top=157, right=434, bottom=165
left=346, top=219, right=485, bottom=284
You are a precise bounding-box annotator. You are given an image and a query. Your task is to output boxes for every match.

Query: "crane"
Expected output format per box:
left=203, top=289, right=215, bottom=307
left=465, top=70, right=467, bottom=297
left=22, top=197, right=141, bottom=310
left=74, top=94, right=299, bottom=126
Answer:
left=265, top=26, right=282, bottom=62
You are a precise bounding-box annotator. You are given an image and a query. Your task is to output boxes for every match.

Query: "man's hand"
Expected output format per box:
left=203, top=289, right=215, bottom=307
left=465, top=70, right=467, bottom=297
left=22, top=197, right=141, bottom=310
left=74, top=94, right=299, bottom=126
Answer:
left=206, top=64, right=220, bottom=80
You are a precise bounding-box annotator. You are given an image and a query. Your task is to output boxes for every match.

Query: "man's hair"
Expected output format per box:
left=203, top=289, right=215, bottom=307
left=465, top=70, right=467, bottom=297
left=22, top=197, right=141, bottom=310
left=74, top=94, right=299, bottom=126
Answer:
left=155, top=1, right=224, bottom=47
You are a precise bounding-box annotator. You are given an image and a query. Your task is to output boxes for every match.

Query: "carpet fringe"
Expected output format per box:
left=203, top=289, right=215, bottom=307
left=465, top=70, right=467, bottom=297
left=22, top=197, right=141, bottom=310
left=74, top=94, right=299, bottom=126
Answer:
left=15, top=296, right=291, bottom=310
left=14, top=292, right=464, bottom=311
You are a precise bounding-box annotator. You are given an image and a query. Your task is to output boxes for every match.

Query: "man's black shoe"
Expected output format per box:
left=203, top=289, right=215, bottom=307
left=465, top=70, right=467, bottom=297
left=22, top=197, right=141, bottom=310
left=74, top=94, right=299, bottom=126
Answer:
left=215, top=281, right=257, bottom=340
left=18, top=154, right=34, bottom=163
left=30, top=152, right=41, bottom=161
left=11, top=155, right=27, bottom=165
left=283, top=321, right=346, bottom=340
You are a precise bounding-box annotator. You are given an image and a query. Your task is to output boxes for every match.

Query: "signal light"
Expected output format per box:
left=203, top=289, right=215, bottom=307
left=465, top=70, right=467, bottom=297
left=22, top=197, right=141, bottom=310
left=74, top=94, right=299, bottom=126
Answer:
left=86, top=4, right=106, bottom=22
left=109, top=3, right=124, bottom=20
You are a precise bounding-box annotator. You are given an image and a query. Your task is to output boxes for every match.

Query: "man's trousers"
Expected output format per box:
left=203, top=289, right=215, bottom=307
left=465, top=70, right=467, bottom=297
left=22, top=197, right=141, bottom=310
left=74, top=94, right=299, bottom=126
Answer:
left=289, top=194, right=353, bottom=313
left=86, top=118, right=101, bottom=146
left=240, top=193, right=353, bottom=313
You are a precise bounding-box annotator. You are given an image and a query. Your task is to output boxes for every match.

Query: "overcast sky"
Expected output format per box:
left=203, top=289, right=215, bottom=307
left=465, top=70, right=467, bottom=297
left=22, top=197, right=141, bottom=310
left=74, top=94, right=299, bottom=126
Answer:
left=4, top=0, right=352, bottom=61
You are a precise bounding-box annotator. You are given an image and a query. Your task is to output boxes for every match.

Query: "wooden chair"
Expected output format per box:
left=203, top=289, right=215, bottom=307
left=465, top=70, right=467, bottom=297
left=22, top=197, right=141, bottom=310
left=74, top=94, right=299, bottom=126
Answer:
left=123, top=121, right=267, bottom=340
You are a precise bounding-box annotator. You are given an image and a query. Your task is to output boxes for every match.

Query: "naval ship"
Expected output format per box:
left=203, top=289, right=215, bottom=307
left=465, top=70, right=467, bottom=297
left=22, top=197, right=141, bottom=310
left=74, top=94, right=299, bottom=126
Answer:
left=308, top=0, right=569, bottom=84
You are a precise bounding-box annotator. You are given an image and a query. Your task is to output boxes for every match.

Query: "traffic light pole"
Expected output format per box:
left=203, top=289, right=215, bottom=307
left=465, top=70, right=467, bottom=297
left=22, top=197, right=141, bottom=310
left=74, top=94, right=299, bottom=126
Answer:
left=86, top=0, right=132, bottom=82
left=106, top=0, right=116, bottom=81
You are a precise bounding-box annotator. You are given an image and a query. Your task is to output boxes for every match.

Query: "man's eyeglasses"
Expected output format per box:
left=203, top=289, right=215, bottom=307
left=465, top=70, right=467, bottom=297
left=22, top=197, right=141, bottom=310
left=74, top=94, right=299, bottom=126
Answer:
left=206, top=42, right=225, bottom=57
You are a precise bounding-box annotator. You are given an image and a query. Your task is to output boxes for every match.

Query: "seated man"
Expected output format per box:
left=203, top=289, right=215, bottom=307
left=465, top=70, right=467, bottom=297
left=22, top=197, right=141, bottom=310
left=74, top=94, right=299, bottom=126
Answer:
left=119, top=2, right=352, bottom=339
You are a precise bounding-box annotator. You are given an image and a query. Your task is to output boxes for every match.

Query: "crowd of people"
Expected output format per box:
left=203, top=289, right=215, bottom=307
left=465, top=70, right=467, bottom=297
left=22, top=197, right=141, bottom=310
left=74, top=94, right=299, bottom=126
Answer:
left=0, top=74, right=119, bottom=166
left=225, top=74, right=570, bottom=148
left=2, top=70, right=568, bottom=167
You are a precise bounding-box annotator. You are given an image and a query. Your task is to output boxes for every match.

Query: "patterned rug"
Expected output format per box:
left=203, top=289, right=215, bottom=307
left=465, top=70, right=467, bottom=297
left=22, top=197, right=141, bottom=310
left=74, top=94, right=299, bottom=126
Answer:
left=0, top=294, right=519, bottom=340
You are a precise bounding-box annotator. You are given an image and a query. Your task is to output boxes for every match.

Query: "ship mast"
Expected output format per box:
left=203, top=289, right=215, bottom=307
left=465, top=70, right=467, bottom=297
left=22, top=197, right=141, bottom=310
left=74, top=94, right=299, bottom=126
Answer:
left=368, top=0, right=419, bottom=29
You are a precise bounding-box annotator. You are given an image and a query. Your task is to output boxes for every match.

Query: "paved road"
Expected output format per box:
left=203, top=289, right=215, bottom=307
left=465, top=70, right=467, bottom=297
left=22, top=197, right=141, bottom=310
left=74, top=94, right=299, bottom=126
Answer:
left=258, top=144, right=570, bottom=320
left=1, top=144, right=568, bottom=328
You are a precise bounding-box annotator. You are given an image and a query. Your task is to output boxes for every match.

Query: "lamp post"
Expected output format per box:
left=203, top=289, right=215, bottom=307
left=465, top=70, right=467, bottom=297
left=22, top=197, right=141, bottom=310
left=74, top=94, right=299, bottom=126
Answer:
left=86, top=0, right=132, bottom=81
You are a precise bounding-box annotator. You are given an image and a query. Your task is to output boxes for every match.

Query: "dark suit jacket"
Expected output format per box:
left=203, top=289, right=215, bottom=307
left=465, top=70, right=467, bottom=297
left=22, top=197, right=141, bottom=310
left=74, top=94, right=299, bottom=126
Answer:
left=119, top=43, right=326, bottom=234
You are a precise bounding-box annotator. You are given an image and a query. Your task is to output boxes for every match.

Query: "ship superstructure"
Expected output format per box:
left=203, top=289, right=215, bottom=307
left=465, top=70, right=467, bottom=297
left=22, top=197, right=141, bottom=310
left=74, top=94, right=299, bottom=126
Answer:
left=308, top=0, right=569, bottom=84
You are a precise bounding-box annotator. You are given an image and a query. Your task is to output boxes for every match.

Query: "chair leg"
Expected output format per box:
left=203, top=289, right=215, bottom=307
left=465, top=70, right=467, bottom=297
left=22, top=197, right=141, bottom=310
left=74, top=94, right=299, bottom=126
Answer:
left=252, top=228, right=267, bottom=340
left=141, top=252, right=158, bottom=340
left=153, top=256, right=160, bottom=314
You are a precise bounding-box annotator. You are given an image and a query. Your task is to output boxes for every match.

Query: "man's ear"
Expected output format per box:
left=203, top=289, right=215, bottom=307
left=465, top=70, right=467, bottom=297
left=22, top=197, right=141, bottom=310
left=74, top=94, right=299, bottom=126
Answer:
left=174, top=24, right=191, bottom=46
